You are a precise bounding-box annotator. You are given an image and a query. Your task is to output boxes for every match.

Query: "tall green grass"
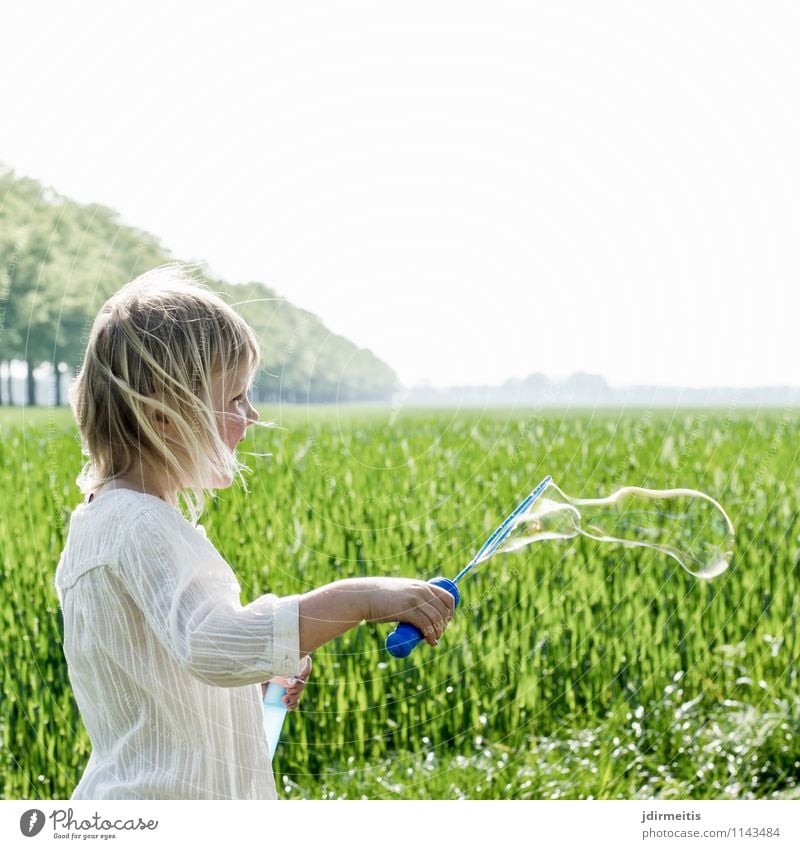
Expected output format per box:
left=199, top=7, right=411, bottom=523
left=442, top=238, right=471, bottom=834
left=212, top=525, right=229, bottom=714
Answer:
left=1, top=407, right=797, bottom=798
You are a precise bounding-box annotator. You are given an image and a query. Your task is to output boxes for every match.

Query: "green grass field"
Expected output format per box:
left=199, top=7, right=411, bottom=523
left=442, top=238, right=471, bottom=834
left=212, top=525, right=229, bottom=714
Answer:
left=1, top=406, right=798, bottom=799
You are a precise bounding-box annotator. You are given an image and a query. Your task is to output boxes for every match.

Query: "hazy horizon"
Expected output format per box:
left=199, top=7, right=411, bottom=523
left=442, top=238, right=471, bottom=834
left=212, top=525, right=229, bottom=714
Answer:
left=3, top=362, right=799, bottom=406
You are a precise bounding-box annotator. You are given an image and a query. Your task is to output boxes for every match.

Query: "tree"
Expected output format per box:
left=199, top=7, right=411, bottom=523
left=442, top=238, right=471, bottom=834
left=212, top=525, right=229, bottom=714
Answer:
left=0, top=164, right=398, bottom=405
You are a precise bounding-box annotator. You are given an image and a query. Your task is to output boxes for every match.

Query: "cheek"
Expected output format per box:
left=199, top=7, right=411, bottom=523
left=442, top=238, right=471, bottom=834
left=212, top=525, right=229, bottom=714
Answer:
left=216, top=411, right=233, bottom=441
left=217, top=409, right=244, bottom=445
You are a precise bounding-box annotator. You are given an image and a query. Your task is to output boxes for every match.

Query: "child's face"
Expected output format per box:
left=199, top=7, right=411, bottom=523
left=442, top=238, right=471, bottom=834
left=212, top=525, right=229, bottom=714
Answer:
left=210, top=363, right=259, bottom=482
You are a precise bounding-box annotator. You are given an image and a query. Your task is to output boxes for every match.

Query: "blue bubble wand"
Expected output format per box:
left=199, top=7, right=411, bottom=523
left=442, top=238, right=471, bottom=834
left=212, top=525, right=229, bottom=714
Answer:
left=385, top=475, right=554, bottom=658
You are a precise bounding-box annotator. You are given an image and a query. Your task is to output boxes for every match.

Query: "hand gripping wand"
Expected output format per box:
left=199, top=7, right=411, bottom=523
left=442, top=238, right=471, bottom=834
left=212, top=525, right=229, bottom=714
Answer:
left=385, top=476, right=553, bottom=658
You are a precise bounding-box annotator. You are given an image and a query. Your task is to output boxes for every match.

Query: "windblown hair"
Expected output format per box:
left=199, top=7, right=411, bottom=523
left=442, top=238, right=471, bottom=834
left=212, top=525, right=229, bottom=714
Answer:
left=69, top=263, right=262, bottom=525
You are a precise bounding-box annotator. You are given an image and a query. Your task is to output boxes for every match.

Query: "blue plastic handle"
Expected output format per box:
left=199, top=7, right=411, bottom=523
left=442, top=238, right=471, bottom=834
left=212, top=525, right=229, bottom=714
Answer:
left=385, top=577, right=461, bottom=658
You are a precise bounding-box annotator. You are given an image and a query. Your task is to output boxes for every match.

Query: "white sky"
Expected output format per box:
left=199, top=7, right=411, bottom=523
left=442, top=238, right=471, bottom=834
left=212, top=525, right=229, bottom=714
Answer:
left=2, top=1, right=799, bottom=388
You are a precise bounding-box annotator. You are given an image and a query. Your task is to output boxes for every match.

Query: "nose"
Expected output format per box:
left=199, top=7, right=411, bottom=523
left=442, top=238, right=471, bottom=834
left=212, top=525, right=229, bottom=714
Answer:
left=247, top=399, right=259, bottom=424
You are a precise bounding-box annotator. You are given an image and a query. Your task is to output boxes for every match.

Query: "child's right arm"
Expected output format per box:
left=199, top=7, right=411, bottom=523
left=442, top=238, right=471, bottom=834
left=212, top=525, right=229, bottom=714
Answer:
left=297, top=577, right=455, bottom=655
left=117, top=509, right=454, bottom=685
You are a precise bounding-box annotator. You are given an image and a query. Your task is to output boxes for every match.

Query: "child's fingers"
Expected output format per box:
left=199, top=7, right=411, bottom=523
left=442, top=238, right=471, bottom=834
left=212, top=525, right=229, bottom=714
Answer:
left=282, top=690, right=303, bottom=709
left=287, top=660, right=312, bottom=691
left=296, top=655, right=312, bottom=683
left=271, top=656, right=311, bottom=706
left=428, top=578, right=457, bottom=617
left=283, top=658, right=312, bottom=705
left=410, top=604, right=447, bottom=647
left=416, top=584, right=455, bottom=645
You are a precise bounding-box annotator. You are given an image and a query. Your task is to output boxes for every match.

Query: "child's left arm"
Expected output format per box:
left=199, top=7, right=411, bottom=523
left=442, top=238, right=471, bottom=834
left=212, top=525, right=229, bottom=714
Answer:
left=260, top=654, right=312, bottom=710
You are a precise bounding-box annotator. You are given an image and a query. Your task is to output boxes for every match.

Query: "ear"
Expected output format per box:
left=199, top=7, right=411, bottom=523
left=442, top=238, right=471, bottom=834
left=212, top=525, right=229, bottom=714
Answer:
left=152, top=408, right=176, bottom=438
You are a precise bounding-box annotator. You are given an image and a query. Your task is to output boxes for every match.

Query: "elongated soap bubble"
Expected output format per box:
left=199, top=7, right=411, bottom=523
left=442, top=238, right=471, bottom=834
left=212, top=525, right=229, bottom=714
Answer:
left=498, top=481, right=735, bottom=578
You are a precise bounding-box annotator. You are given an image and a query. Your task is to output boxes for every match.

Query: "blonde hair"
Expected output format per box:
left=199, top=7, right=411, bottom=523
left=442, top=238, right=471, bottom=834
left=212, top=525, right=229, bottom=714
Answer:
left=69, top=263, right=263, bottom=525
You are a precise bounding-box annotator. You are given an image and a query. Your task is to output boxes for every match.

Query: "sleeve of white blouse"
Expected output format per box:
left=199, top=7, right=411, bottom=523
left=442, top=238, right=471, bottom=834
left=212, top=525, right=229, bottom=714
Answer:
left=113, top=506, right=301, bottom=687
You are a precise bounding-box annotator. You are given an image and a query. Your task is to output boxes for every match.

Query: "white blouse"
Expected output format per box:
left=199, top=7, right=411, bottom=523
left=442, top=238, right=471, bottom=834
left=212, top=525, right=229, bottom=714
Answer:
left=54, top=488, right=301, bottom=800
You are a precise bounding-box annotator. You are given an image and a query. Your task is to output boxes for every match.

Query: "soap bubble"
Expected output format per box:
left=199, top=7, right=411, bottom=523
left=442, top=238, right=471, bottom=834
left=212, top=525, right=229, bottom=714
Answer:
left=497, top=481, right=734, bottom=579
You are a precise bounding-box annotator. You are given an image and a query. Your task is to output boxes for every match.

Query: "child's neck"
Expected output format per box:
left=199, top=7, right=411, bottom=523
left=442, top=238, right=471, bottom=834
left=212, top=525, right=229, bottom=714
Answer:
left=98, top=469, right=178, bottom=506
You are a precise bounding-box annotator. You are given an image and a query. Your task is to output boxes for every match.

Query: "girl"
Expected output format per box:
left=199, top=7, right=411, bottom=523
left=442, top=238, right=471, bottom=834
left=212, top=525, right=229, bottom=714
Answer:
left=55, top=264, right=454, bottom=800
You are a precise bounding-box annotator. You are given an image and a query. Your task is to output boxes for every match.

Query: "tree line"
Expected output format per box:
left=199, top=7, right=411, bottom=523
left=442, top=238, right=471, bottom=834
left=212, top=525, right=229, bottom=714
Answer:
left=0, top=166, right=397, bottom=406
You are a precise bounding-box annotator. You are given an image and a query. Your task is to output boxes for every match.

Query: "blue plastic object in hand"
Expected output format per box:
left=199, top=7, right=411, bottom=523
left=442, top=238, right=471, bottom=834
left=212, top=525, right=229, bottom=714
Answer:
left=385, top=577, right=460, bottom=658
left=262, top=681, right=287, bottom=761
